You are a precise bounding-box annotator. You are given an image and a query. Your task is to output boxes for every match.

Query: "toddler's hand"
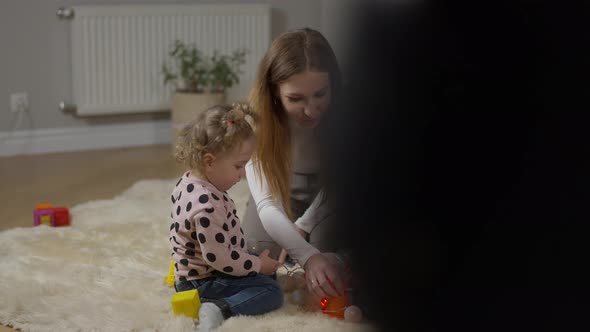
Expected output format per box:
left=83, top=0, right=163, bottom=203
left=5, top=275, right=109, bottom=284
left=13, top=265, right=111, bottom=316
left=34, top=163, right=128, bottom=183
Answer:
left=278, top=248, right=288, bottom=264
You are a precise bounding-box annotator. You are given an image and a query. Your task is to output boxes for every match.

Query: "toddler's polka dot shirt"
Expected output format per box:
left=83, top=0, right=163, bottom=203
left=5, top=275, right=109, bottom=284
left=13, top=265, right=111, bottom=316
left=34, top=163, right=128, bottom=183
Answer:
left=169, top=171, right=261, bottom=282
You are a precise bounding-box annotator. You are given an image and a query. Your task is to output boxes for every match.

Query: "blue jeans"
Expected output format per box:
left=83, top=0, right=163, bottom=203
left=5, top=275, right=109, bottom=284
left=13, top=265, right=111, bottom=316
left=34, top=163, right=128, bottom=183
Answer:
left=175, top=273, right=283, bottom=317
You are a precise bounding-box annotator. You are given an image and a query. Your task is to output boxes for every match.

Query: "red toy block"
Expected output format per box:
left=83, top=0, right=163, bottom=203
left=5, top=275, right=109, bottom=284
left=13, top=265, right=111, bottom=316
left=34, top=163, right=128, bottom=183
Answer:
left=52, top=207, right=70, bottom=226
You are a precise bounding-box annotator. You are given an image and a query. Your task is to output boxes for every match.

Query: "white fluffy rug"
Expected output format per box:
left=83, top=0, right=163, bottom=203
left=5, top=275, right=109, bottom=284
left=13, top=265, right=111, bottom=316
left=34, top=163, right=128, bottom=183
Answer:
left=0, top=178, right=377, bottom=332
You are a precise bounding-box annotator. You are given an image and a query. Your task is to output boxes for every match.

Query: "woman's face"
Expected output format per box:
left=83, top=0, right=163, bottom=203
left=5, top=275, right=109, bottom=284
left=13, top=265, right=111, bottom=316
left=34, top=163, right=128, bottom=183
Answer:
left=277, top=70, right=331, bottom=128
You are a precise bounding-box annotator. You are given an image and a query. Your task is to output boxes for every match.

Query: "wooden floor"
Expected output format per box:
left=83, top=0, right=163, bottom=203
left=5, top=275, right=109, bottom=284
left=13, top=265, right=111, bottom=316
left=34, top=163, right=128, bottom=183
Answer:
left=0, top=145, right=182, bottom=332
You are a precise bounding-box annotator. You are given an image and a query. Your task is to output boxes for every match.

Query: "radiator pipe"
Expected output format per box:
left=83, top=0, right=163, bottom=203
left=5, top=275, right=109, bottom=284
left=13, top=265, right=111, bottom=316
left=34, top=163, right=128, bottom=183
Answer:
left=59, top=102, right=77, bottom=113
left=56, top=7, right=74, bottom=20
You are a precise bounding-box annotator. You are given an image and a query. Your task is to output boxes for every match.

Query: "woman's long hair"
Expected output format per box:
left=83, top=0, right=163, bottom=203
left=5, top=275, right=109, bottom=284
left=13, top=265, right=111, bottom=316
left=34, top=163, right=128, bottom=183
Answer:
left=249, top=28, right=342, bottom=219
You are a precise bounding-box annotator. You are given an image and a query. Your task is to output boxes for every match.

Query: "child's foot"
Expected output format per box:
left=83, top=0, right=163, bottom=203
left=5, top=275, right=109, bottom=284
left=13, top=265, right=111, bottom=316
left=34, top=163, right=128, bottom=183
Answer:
left=196, top=303, right=225, bottom=332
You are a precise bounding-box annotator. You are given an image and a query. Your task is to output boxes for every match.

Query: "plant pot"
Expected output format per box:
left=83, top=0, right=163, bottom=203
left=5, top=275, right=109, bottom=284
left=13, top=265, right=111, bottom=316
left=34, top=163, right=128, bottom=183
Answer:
left=170, top=92, right=225, bottom=150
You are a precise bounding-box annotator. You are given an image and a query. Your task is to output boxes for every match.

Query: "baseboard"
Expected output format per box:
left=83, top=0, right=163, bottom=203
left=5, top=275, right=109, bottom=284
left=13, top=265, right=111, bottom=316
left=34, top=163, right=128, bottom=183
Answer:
left=0, top=120, right=172, bottom=157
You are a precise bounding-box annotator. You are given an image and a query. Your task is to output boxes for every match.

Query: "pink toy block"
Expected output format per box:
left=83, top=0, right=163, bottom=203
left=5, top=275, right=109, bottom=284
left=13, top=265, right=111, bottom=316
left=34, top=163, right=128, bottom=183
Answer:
left=34, top=209, right=54, bottom=226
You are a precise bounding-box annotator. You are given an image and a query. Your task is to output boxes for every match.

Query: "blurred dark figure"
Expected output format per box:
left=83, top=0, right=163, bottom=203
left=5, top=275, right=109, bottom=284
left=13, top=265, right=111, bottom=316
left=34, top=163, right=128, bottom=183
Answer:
left=321, top=1, right=590, bottom=331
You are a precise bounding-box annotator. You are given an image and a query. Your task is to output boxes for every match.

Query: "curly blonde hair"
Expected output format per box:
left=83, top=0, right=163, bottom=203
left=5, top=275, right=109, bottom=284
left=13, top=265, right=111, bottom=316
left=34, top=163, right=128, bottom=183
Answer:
left=174, top=103, right=258, bottom=172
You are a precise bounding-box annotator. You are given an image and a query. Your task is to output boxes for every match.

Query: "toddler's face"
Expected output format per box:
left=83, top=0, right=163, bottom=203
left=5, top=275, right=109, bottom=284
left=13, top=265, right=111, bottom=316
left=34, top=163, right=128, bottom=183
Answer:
left=278, top=70, right=331, bottom=128
left=206, top=135, right=256, bottom=192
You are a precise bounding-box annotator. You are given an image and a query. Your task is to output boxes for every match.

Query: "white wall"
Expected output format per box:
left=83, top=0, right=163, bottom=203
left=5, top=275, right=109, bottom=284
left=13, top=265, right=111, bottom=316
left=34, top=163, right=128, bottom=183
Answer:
left=320, top=0, right=358, bottom=79
left=0, top=0, right=327, bottom=156
left=0, top=0, right=356, bottom=156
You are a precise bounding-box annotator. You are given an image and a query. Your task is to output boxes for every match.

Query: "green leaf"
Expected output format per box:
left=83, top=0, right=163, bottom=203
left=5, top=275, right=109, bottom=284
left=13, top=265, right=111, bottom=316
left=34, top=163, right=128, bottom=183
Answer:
left=162, top=39, right=248, bottom=93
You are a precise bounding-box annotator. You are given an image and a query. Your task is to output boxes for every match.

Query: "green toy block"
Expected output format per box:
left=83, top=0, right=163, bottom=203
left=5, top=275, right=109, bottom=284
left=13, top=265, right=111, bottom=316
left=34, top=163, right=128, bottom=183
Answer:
left=171, top=289, right=201, bottom=319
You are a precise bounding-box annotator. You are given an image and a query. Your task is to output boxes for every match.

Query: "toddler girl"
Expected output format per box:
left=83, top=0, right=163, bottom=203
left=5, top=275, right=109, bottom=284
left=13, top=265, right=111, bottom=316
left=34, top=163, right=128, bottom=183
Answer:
left=170, top=103, right=283, bottom=331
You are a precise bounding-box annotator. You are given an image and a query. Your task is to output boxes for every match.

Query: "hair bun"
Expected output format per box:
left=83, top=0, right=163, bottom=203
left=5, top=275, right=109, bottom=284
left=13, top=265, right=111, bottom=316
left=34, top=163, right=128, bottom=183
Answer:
left=231, top=102, right=250, bottom=118
left=230, top=102, right=257, bottom=129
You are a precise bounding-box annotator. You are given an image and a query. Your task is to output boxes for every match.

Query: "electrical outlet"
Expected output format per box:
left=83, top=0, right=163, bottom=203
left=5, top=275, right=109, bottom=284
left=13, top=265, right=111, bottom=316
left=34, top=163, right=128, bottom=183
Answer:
left=11, top=93, right=29, bottom=113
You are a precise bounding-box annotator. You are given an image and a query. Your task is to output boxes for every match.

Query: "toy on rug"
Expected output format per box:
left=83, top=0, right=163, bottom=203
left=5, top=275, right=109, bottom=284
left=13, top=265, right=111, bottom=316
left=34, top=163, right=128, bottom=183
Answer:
left=320, top=292, right=348, bottom=318
left=165, top=259, right=175, bottom=287
left=33, top=204, right=70, bottom=227
left=171, top=289, right=201, bottom=319
left=282, top=262, right=364, bottom=322
left=320, top=291, right=363, bottom=322
left=165, top=261, right=202, bottom=319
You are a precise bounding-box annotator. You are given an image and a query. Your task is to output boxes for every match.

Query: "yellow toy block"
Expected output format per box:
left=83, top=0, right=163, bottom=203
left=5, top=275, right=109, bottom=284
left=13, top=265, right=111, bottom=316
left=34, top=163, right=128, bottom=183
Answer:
left=171, top=289, right=201, bottom=319
left=165, top=260, right=175, bottom=287
left=40, top=215, right=52, bottom=226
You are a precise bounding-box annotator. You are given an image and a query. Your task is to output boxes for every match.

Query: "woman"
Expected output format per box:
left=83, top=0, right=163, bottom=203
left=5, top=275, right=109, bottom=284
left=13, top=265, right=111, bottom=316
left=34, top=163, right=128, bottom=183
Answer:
left=242, top=28, right=347, bottom=300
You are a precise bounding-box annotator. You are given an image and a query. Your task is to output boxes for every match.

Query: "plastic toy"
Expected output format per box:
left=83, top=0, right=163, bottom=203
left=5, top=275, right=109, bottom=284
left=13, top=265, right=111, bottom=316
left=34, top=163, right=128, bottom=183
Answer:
left=165, top=260, right=175, bottom=287
left=283, top=264, right=363, bottom=321
left=344, top=305, right=363, bottom=322
left=171, top=289, right=201, bottom=319
left=320, top=291, right=364, bottom=322
left=33, top=204, right=70, bottom=227
left=320, top=291, right=349, bottom=319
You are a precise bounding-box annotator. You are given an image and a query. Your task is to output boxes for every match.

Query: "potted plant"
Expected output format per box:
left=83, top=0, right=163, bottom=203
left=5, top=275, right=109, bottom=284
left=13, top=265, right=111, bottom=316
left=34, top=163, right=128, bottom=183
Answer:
left=162, top=39, right=247, bottom=143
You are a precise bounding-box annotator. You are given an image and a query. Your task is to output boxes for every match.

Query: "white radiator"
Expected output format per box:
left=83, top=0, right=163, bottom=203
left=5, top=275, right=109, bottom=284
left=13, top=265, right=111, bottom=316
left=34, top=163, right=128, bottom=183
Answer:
left=68, top=4, right=270, bottom=116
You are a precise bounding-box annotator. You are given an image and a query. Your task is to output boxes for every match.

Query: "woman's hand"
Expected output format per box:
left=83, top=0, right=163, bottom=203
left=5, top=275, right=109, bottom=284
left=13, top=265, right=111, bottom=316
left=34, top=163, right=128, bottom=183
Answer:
left=303, top=252, right=346, bottom=298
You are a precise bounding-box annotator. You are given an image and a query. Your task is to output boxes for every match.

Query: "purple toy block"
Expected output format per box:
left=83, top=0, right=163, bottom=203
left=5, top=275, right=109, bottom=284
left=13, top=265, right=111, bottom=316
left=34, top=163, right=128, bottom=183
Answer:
left=34, top=209, right=54, bottom=226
